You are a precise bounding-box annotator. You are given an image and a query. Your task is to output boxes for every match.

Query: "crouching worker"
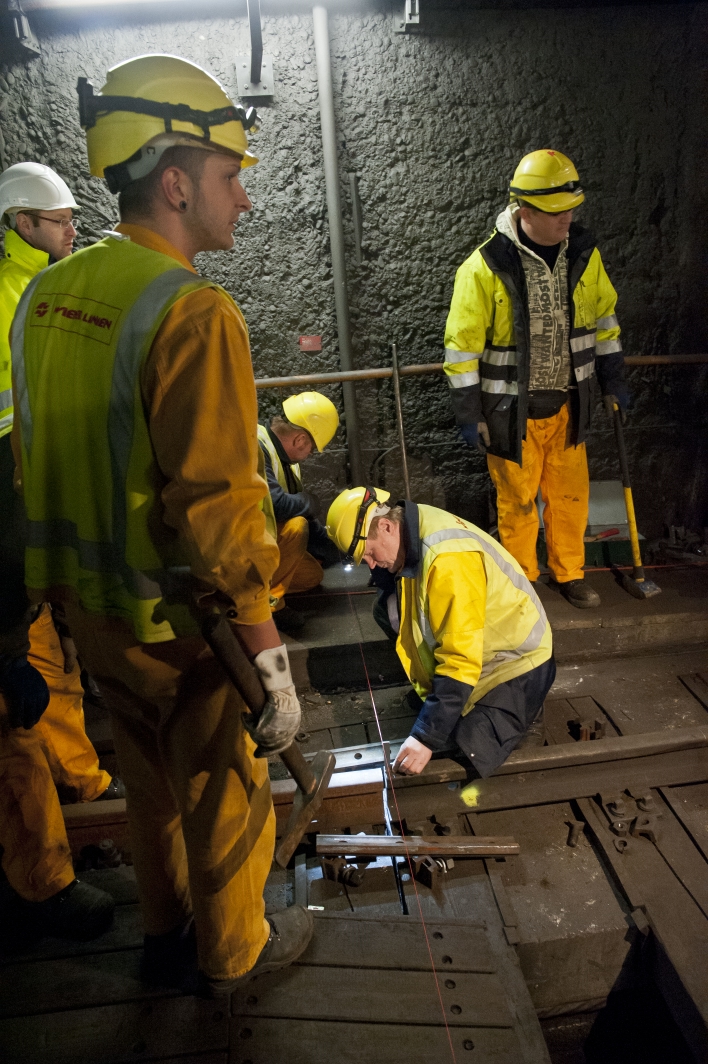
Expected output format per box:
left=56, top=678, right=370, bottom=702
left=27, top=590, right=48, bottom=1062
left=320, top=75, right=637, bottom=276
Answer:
left=326, top=489, right=556, bottom=778
left=258, top=392, right=340, bottom=635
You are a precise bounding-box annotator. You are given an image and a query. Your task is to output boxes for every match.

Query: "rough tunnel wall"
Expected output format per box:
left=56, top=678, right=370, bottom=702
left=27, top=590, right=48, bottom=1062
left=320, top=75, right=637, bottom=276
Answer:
left=1, top=1, right=706, bottom=537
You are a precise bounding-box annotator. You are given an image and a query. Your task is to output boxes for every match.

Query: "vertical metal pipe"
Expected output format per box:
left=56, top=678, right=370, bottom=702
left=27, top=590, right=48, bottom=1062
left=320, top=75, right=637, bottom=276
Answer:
left=390, top=343, right=412, bottom=498
left=312, top=4, right=364, bottom=486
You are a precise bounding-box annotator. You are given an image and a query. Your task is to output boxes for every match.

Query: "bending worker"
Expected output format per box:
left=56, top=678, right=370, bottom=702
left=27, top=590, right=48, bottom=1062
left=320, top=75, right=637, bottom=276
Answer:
left=326, top=488, right=555, bottom=777
left=444, top=150, right=628, bottom=609
left=258, top=391, right=339, bottom=634
left=11, top=56, right=313, bottom=992
left=0, top=162, right=123, bottom=941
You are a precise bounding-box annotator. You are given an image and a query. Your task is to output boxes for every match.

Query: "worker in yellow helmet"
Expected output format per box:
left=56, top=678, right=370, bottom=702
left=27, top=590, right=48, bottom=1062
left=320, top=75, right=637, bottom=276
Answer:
left=443, top=150, right=628, bottom=609
left=11, top=55, right=312, bottom=992
left=0, top=162, right=126, bottom=942
left=326, top=488, right=555, bottom=777
left=258, top=391, right=340, bottom=635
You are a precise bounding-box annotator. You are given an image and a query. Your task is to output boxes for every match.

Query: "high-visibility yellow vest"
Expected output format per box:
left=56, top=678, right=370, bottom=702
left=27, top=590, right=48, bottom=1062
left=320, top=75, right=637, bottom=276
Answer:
left=256, top=443, right=277, bottom=542
left=397, top=504, right=553, bottom=707
left=257, top=424, right=302, bottom=492
left=0, top=229, right=50, bottom=439
left=12, top=232, right=222, bottom=643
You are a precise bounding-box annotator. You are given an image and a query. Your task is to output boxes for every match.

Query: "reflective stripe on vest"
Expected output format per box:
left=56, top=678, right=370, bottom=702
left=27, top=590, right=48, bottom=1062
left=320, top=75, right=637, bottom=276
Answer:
left=397, top=505, right=552, bottom=705
left=418, top=526, right=548, bottom=674
left=13, top=237, right=219, bottom=642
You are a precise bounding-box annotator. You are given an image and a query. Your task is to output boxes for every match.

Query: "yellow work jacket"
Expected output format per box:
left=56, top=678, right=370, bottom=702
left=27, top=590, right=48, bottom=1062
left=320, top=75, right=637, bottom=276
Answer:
left=0, top=229, right=50, bottom=438
left=443, top=207, right=624, bottom=463
left=12, top=232, right=223, bottom=642
left=394, top=503, right=552, bottom=713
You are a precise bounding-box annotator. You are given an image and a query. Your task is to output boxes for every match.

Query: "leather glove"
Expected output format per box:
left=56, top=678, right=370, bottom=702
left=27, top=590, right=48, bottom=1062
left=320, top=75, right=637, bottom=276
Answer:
left=460, top=422, right=491, bottom=452
left=0, top=656, right=50, bottom=730
left=244, top=644, right=302, bottom=757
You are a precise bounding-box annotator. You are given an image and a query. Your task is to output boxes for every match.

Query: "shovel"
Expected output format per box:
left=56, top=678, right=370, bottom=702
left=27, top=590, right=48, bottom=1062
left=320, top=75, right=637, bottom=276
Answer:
left=605, top=397, right=661, bottom=600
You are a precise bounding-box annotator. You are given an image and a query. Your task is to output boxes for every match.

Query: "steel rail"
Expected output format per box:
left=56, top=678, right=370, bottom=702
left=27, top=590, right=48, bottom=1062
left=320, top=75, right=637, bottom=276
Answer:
left=255, top=353, right=708, bottom=390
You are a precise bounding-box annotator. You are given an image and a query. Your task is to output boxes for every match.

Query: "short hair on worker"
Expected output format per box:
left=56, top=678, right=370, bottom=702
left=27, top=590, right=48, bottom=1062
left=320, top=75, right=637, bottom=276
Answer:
left=271, top=414, right=306, bottom=437
left=118, top=146, right=209, bottom=221
left=369, top=504, right=405, bottom=537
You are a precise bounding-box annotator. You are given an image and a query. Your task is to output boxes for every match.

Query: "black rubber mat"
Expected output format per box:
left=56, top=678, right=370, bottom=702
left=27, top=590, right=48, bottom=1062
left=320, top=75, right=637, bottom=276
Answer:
left=307, top=640, right=409, bottom=693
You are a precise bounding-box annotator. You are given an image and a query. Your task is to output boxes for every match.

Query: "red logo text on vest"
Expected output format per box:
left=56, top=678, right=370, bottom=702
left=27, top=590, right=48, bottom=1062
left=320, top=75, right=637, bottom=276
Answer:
left=30, top=292, right=122, bottom=346
left=53, top=304, right=113, bottom=331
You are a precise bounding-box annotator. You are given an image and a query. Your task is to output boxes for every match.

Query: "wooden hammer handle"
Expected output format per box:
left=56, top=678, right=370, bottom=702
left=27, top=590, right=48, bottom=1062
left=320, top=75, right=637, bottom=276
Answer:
left=200, top=610, right=317, bottom=795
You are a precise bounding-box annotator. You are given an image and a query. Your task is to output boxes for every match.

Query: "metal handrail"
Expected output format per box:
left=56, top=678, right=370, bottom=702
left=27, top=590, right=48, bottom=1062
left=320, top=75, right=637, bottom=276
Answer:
left=254, top=353, right=708, bottom=390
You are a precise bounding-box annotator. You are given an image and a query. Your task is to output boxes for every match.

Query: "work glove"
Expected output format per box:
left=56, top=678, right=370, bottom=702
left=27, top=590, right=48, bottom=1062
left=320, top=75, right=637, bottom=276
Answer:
left=244, top=644, right=302, bottom=757
left=459, top=422, right=491, bottom=453
left=0, top=655, right=50, bottom=730
left=604, top=386, right=630, bottom=424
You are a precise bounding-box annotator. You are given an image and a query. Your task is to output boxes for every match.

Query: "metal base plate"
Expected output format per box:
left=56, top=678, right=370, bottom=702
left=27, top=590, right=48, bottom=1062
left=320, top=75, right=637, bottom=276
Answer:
left=235, top=55, right=275, bottom=97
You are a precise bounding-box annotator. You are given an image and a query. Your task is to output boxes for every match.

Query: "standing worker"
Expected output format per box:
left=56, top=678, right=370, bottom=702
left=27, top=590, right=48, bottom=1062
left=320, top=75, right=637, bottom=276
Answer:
left=326, top=488, right=555, bottom=777
left=0, top=163, right=124, bottom=941
left=258, top=391, right=340, bottom=634
left=444, top=150, right=628, bottom=608
left=11, top=56, right=313, bottom=991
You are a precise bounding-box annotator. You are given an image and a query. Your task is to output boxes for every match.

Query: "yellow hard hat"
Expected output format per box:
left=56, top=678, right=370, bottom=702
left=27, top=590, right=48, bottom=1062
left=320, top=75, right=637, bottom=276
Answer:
left=282, top=392, right=340, bottom=452
left=509, top=150, right=584, bottom=213
left=77, top=54, right=259, bottom=194
left=326, top=486, right=391, bottom=566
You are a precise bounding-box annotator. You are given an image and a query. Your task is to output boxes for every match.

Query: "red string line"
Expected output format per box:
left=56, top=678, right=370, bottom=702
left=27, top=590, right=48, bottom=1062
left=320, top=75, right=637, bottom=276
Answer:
left=343, top=584, right=459, bottom=1064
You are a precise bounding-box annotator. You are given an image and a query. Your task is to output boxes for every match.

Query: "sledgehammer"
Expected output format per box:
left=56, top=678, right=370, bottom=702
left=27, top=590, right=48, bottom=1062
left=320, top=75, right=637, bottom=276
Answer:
left=605, top=397, right=661, bottom=600
left=198, top=606, right=336, bottom=868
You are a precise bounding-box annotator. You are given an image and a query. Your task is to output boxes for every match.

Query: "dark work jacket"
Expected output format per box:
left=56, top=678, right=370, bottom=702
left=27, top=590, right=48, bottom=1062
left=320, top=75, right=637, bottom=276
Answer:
left=451, top=223, right=626, bottom=464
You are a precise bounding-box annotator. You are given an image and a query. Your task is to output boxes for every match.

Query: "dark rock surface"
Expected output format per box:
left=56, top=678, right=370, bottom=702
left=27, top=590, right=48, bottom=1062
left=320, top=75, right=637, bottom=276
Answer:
left=1, top=1, right=706, bottom=535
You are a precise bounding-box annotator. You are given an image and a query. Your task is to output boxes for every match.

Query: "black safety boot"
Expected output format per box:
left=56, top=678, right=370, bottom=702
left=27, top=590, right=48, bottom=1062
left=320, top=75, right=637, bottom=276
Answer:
left=28, top=879, right=115, bottom=940
left=273, top=605, right=306, bottom=636
left=200, top=905, right=314, bottom=997
left=554, top=578, right=601, bottom=609
left=95, top=776, right=126, bottom=801
left=141, top=918, right=198, bottom=989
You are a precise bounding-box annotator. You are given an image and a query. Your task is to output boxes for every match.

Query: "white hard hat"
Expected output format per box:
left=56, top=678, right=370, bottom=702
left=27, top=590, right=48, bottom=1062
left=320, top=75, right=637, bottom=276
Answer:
left=0, top=162, right=78, bottom=225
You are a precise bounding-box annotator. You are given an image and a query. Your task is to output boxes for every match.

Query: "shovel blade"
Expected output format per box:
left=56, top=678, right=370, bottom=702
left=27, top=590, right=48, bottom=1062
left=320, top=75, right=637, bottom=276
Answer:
left=274, top=748, right=336, bottom=869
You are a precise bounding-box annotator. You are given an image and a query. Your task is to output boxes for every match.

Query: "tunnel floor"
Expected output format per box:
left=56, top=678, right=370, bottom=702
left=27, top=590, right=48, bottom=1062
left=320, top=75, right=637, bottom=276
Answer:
left=1, top=564, right=707, bottom=1063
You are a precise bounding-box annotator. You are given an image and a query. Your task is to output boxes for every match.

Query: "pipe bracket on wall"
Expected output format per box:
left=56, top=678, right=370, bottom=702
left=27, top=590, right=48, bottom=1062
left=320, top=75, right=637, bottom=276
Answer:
left=394, top=0, right=421, bottom=35
left=3, top=0, right=41, bottom=57
left=236, top=0, right=275, bottom=99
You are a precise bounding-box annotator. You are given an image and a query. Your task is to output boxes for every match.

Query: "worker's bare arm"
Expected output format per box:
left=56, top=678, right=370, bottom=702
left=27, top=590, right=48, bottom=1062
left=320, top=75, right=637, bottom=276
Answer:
left=232, top=616, right=283, bottom=658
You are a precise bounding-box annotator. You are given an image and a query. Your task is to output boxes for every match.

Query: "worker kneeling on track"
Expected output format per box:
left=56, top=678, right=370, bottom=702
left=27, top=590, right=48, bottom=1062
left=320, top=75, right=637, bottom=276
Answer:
left=0, top=162, right=124, bottom=942
left=11, top=54, right=313, bottom=992
left=258, top=391, right=340, bottom=635
left=326, top=488, right=556, bottom=778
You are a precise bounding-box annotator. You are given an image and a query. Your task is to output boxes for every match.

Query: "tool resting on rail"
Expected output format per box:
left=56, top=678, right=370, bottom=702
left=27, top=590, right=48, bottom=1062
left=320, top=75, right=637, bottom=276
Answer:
left=194, top=600, right=336, bottom=868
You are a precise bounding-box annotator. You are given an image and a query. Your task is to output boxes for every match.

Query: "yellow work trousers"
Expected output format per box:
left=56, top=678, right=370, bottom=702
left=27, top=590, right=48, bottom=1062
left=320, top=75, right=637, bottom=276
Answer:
left=0, top=605, right=110, bottom=902
left=271, top=516, right=324, bottom=610
left=487, top=403, right=589, bottom=584
left=64, top=605, right=275, bottom=982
